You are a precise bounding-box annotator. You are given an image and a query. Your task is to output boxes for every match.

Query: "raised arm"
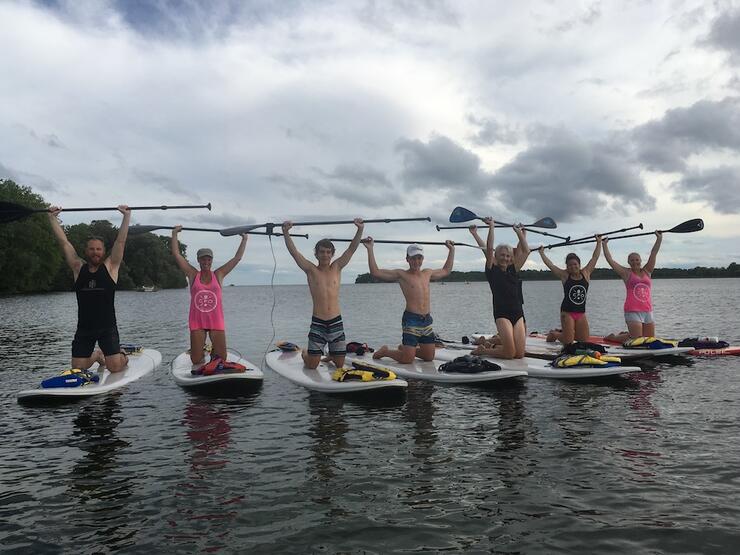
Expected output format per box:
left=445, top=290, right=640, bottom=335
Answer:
left=468, top=225, right=485, bottom=249
left=602, top=238, right=630, bottom=281
left=216, top=233, right=248, bottom=282
left=484, top=217, right=495, bottom=269
left=47, top=206, right=82, bottom=276
left=512, top=225, right=531, bottom=271
left=643, top=231, right=662, bottom=274
left=430, top=241, right=455, bottom=280
left=537, top=246, right=567, bottom=280
left=333, top=218, right=364, bottom=269
left=363, top=237, right=403, bottom=282
left=582, top=235, right=602, bottom=277
left=106, top=205, right=131, bottom=280
left=170, top=226, right=198, bottom=280
left=282, top=221, right=314, bottom=273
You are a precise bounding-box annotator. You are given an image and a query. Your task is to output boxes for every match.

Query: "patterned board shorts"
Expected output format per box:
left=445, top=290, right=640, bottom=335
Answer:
left=307, top=315, right=347, bottom=356
left=401, top=311, right=435, bottom=347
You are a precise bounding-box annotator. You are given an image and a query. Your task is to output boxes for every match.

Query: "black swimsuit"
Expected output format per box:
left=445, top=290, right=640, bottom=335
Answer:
left=561, top=274, right=589, bottom=313
left=485, top=264, right=524, bottom=324
left=72, top=264, right=120, bottom=357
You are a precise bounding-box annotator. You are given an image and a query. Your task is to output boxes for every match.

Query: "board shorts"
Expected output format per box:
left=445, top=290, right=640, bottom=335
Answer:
left=307, top=315, right=346, bottom=356
left=624, top=311, right=654, bottom=324
left=562, top=311, right=586, bottom=322
left=402, top=311, right=435, bottom=347
left=72, top=326, right=121, bottom=358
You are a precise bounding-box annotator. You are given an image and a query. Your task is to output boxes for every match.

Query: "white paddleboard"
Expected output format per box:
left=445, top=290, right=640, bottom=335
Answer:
left=17, top=349, right=162, bottom=402
left=348, top=352, right=527, bottom=384
left=265, top=350, right=408, bottom=393
left=171, top=350, right=263, bottom=389
left=471, top=333, right=693, bottom=360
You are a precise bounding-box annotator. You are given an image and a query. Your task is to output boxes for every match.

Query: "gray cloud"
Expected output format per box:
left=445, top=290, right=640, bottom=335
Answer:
left=130, top=169, right=202, bottom=202
left=671, top=166, right=740, bottom=214
left=703, top=9, right=740, bottom=64
left=356, top=0, right=459, bottom=34
left=632, top=97, right=740, bottom=172
left=492, top=130, right=652, bottom=222
left=190, top=211, right=255, bottom=227
left=553, top=3, right=602, bottom=33
left=395, top=135, right=488, bottom=191
left=0, top=161, right=60, bottom=193
left=468, top=115, right=519, bottom=146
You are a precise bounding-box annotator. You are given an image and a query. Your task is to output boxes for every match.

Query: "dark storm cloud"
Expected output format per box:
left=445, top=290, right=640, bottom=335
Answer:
left=395, top=135, right=489, bottom=191
left=671, top=166, right=740, bottom=214
left=632, top=97, right=740, bottom=172
left=703, top=8, right=740, bottom=64
left=468, top=115, right=519, bottom=146
left=491, top=130, right=651, bottom=222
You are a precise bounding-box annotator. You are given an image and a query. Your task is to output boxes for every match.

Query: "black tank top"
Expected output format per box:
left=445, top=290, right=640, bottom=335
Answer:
left=485, top=264, right=523, bottom=317
left=561, top=274, right=589, bottom=313
left=75, top=264, right=117, bottom=329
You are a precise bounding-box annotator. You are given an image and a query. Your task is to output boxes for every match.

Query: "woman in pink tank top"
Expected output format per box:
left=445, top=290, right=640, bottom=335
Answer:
left=171, top=226, right=249, bottom=364
left=603, top=231, right=663, bottom=341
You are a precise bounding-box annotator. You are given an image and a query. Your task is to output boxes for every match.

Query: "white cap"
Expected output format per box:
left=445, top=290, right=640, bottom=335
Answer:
left=406, top=244, right=424, bottom=257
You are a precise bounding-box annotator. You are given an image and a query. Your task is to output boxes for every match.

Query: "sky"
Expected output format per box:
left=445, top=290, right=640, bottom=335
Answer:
left=1, top=0, right=739, bottom=285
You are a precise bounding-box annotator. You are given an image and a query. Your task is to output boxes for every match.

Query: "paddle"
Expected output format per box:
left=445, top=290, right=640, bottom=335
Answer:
left=448, top=206, right=557, bottom=228
left=544, top=219, right=704, bottom=249
left=544, top=224, right=643, bottom=249
left=0, top=201, right=212, bottom=224
left=436, top=223, right=570, bottom=241
left=328, top=238, right=483, bottom=249
left=220, top=216, right=431, bottom=236
left=128, top=224, right=308, bottom=238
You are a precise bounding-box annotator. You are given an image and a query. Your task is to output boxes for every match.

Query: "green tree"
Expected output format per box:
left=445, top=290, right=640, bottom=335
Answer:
left=0, top=179, right=63, bottom=293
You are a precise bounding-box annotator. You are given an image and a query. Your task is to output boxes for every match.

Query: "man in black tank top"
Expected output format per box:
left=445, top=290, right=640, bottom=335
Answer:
left=48, top=205, right=131, bottom=372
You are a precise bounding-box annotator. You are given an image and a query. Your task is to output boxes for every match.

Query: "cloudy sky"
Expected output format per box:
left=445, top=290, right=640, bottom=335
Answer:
left=2, top=0, right=739, bottom=284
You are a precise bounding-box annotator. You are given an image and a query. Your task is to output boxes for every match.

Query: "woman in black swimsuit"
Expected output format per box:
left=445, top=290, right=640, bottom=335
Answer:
left=469, top=218, right=530, bottom=359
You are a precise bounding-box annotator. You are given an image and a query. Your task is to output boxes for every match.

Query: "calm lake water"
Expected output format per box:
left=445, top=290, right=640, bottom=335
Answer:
left=1, top=279, right=739, bottom=554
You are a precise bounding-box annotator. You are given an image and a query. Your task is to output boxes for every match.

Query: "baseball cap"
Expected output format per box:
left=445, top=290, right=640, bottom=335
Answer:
left=406, top=244, right=424, bottom=257
left=197, top=248, right=214, bottom=259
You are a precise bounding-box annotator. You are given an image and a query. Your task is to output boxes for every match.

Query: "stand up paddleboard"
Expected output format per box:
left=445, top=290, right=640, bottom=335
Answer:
left=265, top=349, right=407, bottom=394
left=470, top=333, right=692, bottom=360
left=171, top=349, right=263, bottom=391
left=347, top=352, right=527, bottom=384
left=17, top=349, right=162, bottom=403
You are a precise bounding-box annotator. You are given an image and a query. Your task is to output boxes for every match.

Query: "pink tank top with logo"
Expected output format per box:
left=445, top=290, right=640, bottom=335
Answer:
left=623, top=271, right=652, bottom=312
left=188, top=272, right=225, bottom=331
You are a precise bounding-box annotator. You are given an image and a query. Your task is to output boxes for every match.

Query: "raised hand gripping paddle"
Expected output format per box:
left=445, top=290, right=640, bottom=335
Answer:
left=0, top=201, right=212, bottom=224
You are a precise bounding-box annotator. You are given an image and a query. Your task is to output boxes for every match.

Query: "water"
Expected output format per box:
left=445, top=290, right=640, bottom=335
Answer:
left=1, top=279, right=739, bottom=554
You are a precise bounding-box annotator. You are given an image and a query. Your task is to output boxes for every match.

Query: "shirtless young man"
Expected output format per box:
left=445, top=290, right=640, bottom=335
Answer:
left=282, top=218, right=364, bottom=369
left=47, top=205, right=131, bottom=372
left=364, top=238, right=455, bottom=364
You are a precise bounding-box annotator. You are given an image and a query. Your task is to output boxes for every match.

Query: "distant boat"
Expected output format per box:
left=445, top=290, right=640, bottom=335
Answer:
left=137, top=285, right=157, bottom=292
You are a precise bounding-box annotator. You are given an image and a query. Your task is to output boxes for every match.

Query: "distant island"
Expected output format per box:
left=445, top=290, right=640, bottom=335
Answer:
left=355, top=263, right=740, bottom=283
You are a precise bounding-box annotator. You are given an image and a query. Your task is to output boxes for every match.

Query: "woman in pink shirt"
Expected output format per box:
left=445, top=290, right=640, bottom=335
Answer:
left=171, top=226, right=248, bottom=365
left=603, top=231, right=663, bottom=341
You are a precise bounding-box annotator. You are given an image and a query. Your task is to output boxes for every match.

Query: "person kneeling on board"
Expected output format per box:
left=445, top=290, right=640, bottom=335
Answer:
left=48, top=205, right=131, bottom=373
left=282, top=218, right=364, bottom=370
left=364, top=239, right=455, bottom=364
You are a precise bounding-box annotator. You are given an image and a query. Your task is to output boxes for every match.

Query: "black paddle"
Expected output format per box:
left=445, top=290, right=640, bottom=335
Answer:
left=544, top=219, right=704, bottom=249
left=328, top=238, right=482, bottom=249
left=128, top=224, right=308, bottom=238
left=220, top=216, right=431, bottom=236
left=0, top=201, right=212, bottom=224
left=545, top=224, right=643, bottom=249
left=436, top=223, right=570, bottom=241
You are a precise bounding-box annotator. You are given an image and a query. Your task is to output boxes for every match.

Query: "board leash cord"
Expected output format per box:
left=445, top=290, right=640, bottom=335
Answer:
left=262, top=234, right=278, bottom=369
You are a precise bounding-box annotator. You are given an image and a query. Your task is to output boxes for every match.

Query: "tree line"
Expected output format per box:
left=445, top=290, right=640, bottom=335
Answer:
left=1, top=179, right=187, bottom=294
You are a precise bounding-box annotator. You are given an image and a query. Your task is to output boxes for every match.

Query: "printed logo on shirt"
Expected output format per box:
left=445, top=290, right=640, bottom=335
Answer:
left=633, top=283, right=650, bottom=303
left=194, top=290, right=218, bottom=313
left=88, top=280, right=96, bottom=289
left=568, top=285, right=587, bottom=305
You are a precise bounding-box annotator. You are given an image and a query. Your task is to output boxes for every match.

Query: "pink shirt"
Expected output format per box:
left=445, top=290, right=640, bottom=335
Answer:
left=623, top=271, right=652, bottom=312
left=188, top=272, right=225, bottom=331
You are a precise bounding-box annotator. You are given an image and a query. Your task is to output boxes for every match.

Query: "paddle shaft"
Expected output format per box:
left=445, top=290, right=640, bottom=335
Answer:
left=130, top=225, right=307, bottom=237
left=328, top=238, right=481, bottom=249
left=437, top=224, right=569, bottom=241
left=546, top=224, right=643, bottom=249
left=548, top=229, right=674, bottom=248
left=287, top=216, right=430, bottom=227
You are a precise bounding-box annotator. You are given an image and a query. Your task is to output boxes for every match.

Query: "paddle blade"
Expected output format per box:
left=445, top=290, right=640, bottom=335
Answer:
left=129, top=225, right=165, bottom=235
left=449, top=206, right=478, bottom=223
left=668, top=218, right=704, bottom=233
left=219, top=223, right=265, bottom=236
left=0, top=201, right=34, bottom=223
left=531, top=217, right=557, bottom=229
